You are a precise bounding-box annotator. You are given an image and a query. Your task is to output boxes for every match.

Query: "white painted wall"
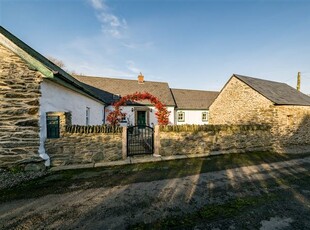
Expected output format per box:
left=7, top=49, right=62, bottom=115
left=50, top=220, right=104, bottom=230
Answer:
left=39, top=79, right=105, bottom=165
left=105, top=105, right=175, bottom=126
left=175, top=110, right=209, bottom=125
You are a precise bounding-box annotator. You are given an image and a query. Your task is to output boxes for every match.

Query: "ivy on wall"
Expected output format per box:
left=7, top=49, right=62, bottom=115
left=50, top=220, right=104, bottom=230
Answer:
left=106, top=92, right=170, bottom=126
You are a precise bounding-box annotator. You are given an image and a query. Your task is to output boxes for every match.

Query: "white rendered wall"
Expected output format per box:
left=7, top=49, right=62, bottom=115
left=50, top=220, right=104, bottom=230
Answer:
left=39, top=79, right=105, bottom=165
left=105, top=105, right=175, bottom=126
left=175, top=110, right=209, bottom=125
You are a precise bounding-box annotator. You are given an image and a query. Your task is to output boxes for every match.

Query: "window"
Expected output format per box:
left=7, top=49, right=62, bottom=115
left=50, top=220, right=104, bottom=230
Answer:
left=120, top=113, right=127, bottom=123
left=46, top=115, right=60, bottom=138
left=177, top=111, right=185, bottom=122
left=202, top=111, right=209, bottom=122
left=86, top=107, right=90, bottom=125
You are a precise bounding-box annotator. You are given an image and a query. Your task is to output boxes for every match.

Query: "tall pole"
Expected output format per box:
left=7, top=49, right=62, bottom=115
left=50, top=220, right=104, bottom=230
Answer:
left=297, top=72, right=301, bottom=91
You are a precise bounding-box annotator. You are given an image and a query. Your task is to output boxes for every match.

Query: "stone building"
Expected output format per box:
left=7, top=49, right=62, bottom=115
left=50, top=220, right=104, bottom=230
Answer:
left=209, top=74, right=310, bottom=152
left=0, top=26, right=106, bottom=169
left=0, top=26, right=220, bottom=169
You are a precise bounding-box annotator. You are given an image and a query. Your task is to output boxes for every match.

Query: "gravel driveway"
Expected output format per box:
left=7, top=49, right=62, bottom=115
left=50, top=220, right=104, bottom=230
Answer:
left=1, top=157, right=310, bottom=229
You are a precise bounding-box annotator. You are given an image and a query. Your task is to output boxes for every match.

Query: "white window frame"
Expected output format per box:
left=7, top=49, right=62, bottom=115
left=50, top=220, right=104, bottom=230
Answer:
left=120, top=113, right=127, bottom=123
left=177, top=111, right=185, bottom=122
left=86, top=107, right=90, bottom=125
left=202, top=111, right=209, bottom=122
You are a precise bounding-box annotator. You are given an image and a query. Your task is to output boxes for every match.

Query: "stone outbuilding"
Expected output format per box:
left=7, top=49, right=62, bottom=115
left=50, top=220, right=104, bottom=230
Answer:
left=209, top=74, right=310, bottom=152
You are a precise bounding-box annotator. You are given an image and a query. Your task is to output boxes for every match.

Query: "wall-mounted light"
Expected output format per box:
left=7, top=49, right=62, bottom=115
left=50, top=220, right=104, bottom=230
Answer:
left=150, top=108, right=153, bottom=112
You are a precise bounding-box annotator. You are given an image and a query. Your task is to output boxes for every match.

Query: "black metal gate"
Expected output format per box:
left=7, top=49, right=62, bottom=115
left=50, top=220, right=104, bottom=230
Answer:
left=127, top=125, right=154, bottom=156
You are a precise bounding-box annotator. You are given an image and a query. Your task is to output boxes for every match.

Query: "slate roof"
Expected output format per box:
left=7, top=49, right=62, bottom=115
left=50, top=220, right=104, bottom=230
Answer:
left=0, top=26, right=105, bottom=104
left=171, top=88, right=219, bottom=109
left=75, top=75, right=176, bottom=106
left=233, top=74, right=310, bottom=106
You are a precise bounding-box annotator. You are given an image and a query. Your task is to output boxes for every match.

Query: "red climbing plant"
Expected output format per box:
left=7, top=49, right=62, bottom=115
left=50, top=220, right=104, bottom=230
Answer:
left=106, top=92, right=170, bottom=126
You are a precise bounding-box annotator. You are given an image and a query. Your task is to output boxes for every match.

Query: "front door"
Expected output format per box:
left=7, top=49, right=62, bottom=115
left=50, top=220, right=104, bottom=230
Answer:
left=137, top=111, right=146, bottom=126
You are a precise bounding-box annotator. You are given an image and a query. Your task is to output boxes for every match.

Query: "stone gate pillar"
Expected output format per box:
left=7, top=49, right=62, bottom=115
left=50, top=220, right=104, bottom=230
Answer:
left=122, top=126, right=127, bottom=159
left=154, top=125, right=161, bottom=157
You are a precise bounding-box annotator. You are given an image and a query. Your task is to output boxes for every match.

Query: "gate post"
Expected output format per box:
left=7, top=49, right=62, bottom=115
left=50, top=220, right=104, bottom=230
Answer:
left=154, top=125, right=161, bottom=157
left=122, top=126, right=127, bottom=159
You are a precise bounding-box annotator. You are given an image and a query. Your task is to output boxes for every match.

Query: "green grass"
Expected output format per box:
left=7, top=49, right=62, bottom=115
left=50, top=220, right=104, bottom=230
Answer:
left=1, top=151, right=310, bottom=203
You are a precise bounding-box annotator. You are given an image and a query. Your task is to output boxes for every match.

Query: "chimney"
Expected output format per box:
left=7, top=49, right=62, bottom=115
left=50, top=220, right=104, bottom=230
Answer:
left=297, top=72, right=301, bottom=91
left=138, top=72, right=144, bottom=84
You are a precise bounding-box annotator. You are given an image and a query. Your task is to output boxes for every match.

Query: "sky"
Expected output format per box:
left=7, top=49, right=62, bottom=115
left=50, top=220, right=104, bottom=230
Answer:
left=1, top=0, right=310, bottom=93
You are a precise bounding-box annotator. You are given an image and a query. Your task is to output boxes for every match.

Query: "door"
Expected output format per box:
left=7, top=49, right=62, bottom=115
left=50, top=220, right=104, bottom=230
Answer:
left=137, top=111, right=146, bottom=126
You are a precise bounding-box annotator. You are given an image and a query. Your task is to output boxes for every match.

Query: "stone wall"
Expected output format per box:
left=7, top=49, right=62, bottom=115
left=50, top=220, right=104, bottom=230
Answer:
left=272, top=106, right=310, bottom=153
left=0, top=44, right=43, bottom=169
left=209, top=76, right=275, bottom=124
left=159, top=125, right=272, bottom=156
left=45, top=132, right=123, bottom=166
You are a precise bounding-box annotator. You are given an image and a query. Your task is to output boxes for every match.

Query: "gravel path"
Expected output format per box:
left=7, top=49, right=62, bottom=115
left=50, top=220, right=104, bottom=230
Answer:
left=1, top=157, right=310, bottom=229
left=0, top=169, right=48, bottom=190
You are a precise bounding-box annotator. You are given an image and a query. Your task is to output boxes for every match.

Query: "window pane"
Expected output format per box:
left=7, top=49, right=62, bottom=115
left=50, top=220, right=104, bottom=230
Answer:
left=202, top=112, right=208, bottom=121
left=178, top=112, right=185, bottom=122
left=47, top=116, right=60, bottom=138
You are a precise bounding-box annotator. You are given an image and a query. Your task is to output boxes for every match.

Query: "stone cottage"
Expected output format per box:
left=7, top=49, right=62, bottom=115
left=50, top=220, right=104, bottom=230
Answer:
left=0, top=26, right=107, bottom=168
left=75, top=74, right=176, bottom=126
left=0, top=26, right=220, bottom=169
left=75, top=75, right=219, bottom=126
left=209, top=74, right=310, bottom=152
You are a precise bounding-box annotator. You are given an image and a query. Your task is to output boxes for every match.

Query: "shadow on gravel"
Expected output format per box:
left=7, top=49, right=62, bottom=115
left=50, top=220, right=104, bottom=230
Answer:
left=1, top=117, right=310, bottom=229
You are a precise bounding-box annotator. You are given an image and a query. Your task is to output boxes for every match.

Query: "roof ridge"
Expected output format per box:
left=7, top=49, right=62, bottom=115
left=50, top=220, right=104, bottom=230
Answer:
left=171, top=88, right=219, bottom=93
left=75, top=75, right=169, bottom=84
left=233, top=74, right=288, bottom=85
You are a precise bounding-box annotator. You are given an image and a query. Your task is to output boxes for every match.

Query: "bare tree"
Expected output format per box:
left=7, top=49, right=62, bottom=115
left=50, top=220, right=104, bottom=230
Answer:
left=46, top=56, right=84, bottom=76
left=47, top=56, right=65, bottom=68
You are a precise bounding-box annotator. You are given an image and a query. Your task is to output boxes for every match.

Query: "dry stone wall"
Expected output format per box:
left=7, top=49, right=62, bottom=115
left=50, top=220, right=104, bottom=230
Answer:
left=159, top=125, right=272, bottom=156
left=45, top=132, right=123, bottom=166
left=0, top=44, right=43, bottom=169
left=272, top=106, right=310, bottom=153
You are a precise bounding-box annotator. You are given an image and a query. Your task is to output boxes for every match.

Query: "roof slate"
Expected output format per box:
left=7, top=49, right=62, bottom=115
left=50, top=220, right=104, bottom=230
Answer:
left=74, top=75, right=176, bottom=106
left=233, top=74, right=310, bottom=106
left=171, top=88, right=219, bottom=109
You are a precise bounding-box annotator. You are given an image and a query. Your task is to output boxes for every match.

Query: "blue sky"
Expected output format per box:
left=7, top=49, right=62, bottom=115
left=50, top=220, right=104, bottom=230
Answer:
left=1, top=0, right=310, bottom=93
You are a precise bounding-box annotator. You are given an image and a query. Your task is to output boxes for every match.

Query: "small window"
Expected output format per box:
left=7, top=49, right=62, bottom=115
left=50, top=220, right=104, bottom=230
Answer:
left=47, top=115, right=60, bottom=138
left=202, top=111, right=209, bottom=122
left=177, top=111, right=185, bottom=122
left=86, top=107, right=90, bottom=125
left=120, top=113, right=127, bottom=123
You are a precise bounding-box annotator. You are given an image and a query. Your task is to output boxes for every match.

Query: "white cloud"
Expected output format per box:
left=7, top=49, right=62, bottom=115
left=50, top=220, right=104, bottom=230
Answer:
left=88, top=0, right=127, bottom=38
left=122, top=41, right=154, bottom=50
left=88, top=0, right=106, bottom=10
